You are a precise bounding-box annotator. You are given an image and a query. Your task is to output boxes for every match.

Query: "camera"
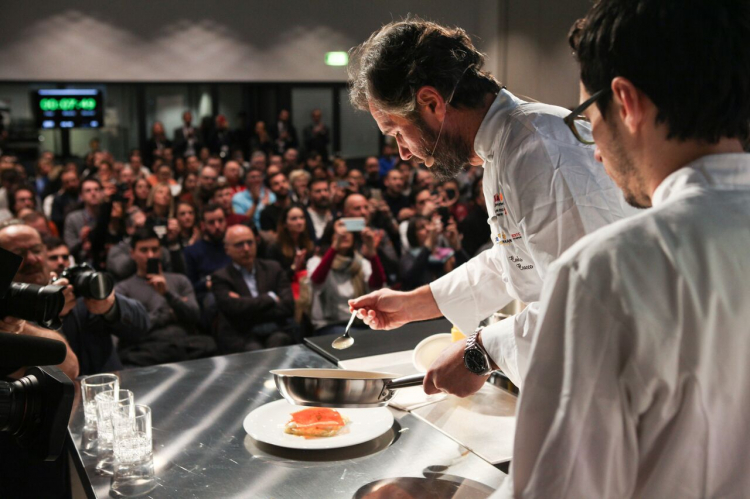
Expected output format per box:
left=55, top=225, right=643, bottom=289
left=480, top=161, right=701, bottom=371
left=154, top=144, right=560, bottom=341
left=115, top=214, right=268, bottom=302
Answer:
left=0, top=366, right=73, bottom=461
left=0, top=282, right=67, bottom=330
left=59, top=263, right=115, bottom=300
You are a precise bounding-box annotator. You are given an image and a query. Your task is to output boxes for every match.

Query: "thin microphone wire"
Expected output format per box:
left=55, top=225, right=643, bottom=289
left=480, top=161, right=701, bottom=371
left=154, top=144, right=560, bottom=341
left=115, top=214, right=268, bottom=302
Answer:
left=426, top=64, right=474, bottom=165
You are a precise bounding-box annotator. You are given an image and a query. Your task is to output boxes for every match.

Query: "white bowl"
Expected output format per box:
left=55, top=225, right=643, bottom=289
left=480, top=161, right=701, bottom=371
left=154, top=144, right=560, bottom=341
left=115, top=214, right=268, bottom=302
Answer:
left=412, top=333, right=454, bottom=373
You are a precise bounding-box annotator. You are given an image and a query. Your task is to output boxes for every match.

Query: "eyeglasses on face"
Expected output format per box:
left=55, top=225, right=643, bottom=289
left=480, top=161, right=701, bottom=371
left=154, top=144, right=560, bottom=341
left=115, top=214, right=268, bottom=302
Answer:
left=563, top=87, right=611, bottom=145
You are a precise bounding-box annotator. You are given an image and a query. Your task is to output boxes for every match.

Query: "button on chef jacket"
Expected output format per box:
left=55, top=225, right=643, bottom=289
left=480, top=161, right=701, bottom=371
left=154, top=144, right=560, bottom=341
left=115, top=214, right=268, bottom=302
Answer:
left=429, top=88, right=635, bottom=386
left=492, top=153, right=750, bottom=498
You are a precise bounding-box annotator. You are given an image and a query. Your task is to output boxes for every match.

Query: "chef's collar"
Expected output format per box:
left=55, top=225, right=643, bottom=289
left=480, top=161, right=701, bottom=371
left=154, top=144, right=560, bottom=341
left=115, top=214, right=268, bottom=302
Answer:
left=473, top=88, right=520, bottom=164
left=651, top=153, right=750, bottom=207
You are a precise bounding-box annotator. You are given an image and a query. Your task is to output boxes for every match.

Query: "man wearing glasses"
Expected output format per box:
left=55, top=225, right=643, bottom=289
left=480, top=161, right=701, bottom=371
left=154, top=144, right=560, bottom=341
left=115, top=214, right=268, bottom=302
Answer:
left=348, top=18, right=636, bottom=393
left=492, top=1, right=750, bottom=497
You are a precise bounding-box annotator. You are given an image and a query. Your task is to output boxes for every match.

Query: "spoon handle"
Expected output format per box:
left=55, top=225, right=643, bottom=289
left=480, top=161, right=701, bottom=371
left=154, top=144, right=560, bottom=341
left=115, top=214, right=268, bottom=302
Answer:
left=344, top=310, right=358, bottom=335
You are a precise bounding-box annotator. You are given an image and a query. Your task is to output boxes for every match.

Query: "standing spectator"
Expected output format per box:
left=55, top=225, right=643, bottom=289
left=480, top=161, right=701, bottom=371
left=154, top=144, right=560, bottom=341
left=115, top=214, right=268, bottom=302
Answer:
left=175, top=201, right=200, bottom=247
left=289, top=169, right=311, bottom=206
left=307, top=219, right=385, bottom=335
left=116, top=228, right=216, bottom=366
left=142, top=121, right=172, bottom=167
left=44, top=237, right=71, bottom=276
left=378, top=143, right=399, bottom=177
left=307, top=179, right=333, bottom=240
left=173, top=110, right=201, bottom=159
left=266, top=204, right=314, bottom=279
left=273, top=109, right=298, bottom=154
left=259, top=172, right=292, bottom=243
left=212, top=225, right=295, bottom=353
left=209, top=114, right=232, bottom=159
left=382, top=170, right=411, bottom=221
left=64, top=177, right=102, bottom=262
left=212, top=184, right=248, bottom=227
left=458, top=179, right=491, bottom=257
left=232, top=167, right=274, bottom=228
left=223, top=160, right=244, bottom=194
left=250, top=120, right=274, bottom=157
left=303, top=109, right=330, bottom=161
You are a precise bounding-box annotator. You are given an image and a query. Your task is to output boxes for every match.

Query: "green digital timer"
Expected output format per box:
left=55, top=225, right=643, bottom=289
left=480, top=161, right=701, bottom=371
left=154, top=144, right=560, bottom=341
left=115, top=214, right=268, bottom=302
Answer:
left=39, top=97, right=97, bottom=112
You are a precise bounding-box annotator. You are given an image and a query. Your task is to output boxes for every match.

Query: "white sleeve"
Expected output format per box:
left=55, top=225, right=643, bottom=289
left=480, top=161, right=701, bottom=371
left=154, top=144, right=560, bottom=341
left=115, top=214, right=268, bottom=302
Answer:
left=508, top=262, right=638, bottom=498
left=429, top=244, right=514, bottom=336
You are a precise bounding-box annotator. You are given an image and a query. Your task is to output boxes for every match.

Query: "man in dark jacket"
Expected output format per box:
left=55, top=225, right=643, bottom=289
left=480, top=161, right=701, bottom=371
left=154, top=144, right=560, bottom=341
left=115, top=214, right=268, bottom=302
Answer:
left=212, top=224, right=295, bottom=353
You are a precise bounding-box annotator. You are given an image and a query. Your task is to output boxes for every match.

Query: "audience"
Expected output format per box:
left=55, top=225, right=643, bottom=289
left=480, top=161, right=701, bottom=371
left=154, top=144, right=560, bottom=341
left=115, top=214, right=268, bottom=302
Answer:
left=307, top=179, right=333, bottom=240
left=266, top=204, right=314, bottom=279
left=116, top=228, right=216, bottom=366
left=289, top=169, right=311, bottom=206
left=303, top=109, right=330, bottom=161
left=259, top=171, right=292, bottom=243
left=213, top=184, right=248, bottom=227
left=64, top=177, right=103, bottom=262
left=212, top=224, right=295, bottom=353
left=231, top=167, right=274, bottom=228
left=44, top=236, right=71, bottom=276
left=175, top=200, right=200, bottom=247
left=223, top=160, right=244, bottom=194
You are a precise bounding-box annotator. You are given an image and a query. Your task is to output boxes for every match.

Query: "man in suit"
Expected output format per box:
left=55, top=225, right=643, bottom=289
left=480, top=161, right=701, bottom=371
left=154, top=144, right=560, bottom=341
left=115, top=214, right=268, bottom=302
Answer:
left=173, top=110, right=201, bottom=159
left=212, top=224, right=295, bottom=353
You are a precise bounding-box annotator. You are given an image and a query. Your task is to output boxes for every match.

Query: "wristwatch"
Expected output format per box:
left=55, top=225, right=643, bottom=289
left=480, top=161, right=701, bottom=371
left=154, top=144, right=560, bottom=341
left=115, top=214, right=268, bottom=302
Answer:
left=464, top=328, right=494, bottom=375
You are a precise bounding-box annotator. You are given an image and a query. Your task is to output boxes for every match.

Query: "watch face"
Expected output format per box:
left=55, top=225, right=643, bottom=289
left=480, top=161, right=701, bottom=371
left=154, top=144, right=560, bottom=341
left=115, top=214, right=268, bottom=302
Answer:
left=464, top=349, right=488, bottom=374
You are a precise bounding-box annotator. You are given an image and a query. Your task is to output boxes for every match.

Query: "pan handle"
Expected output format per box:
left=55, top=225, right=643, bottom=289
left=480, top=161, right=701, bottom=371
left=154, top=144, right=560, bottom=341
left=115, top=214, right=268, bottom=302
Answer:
left=385, top=373, right=426, bottom=390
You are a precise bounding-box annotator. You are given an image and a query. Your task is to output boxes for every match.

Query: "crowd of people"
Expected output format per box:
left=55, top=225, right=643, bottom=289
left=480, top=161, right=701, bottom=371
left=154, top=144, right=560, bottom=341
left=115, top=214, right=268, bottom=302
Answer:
left=0, top=108, right=490, bottom=376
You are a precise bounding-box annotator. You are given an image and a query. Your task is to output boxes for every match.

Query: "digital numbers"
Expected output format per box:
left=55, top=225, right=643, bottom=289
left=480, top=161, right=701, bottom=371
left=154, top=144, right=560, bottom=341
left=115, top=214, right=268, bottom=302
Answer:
left=39, top=97, right=97, bottom=112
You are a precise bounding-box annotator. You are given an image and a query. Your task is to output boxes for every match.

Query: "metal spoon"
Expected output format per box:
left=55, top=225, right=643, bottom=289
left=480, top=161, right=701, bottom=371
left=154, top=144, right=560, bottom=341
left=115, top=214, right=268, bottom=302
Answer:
left=331, top=310, right=358, bottom=350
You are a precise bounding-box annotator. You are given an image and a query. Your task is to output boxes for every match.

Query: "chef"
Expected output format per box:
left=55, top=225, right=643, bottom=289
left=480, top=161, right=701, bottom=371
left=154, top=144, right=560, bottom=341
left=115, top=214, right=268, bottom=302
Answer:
left=493, top=0, right=750, bottom=496
left=347, top=18, right=635, bottom=391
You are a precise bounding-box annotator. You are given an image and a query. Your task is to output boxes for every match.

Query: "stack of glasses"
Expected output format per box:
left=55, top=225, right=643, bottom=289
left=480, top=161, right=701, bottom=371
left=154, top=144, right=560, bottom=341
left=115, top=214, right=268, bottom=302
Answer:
left=80, top=374, right=156, bottom=496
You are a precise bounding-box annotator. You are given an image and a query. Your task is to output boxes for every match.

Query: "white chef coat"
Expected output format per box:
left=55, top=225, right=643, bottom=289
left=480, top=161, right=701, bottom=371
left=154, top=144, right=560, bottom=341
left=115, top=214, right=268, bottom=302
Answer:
left=493, top=153, right=750, bottom=498
left=430, top=89, right=635, bottom=386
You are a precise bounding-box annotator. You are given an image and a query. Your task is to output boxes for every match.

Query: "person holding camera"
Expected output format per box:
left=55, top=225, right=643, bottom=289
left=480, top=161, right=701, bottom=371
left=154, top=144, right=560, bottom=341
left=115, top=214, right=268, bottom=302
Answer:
left=0, top=221, right=149, bottom=376
left=116, top=227, right=216, bottom=366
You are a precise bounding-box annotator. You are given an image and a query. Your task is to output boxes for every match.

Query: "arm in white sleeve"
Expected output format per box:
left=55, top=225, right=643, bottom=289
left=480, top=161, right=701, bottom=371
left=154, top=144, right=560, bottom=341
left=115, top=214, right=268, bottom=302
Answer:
left=480, top=302, right=539, bottom=388
left=508, top=262, right=639, bottom=498
left=429, top=243, right=514, bottom=336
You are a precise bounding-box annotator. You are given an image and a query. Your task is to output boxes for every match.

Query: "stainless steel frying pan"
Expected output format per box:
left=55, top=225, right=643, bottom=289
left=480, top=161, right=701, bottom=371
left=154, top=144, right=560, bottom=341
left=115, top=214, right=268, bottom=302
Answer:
left=271, top=369, right=426, bottom=408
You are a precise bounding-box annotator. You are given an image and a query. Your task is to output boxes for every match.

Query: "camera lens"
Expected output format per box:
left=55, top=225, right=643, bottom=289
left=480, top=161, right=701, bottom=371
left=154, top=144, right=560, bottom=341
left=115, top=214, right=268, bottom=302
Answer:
left=0, top=375, right=41, bottom=439
left=70, top=270, right=114, bottom=300
left=0, top=283, right=66, bottom=328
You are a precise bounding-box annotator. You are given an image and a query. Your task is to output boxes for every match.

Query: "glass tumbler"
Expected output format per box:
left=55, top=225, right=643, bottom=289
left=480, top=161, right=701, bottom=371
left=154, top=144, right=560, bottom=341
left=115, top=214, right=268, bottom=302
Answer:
left=80, top=374, right=119, bottom=429
left=111, top=405, right=156, bottom=497
left=95, top=389, right=134, bottom=475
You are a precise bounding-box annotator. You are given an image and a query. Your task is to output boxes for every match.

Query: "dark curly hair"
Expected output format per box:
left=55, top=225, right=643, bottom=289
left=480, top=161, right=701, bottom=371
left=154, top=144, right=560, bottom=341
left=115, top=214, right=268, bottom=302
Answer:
left=569, top=0, right=750, bottom=143
left=349, top=17, right=501, bottom=117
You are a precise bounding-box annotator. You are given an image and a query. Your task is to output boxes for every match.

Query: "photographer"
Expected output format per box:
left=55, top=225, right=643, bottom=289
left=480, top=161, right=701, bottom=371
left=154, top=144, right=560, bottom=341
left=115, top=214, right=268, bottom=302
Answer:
left=0, top=221, right=149, bottom=376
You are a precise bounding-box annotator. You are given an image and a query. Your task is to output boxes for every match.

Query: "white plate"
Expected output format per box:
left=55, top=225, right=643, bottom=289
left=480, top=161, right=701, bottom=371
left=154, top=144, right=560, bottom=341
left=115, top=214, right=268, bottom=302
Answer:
left=412, top=333, right=453, bottom=372
left=243, top=399, right=394, bottom=450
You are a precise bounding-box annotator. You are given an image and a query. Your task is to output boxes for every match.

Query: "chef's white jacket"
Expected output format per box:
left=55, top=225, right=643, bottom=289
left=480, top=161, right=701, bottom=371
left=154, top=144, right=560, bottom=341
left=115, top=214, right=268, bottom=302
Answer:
left=494, top=153, right=750, bottom=498
left=430, top=89, right=634, bottom=386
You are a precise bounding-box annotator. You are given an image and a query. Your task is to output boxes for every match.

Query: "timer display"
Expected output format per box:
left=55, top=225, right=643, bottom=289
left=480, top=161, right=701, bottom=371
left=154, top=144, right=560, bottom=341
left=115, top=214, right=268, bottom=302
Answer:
left=32, top=89, right=103, bottom=129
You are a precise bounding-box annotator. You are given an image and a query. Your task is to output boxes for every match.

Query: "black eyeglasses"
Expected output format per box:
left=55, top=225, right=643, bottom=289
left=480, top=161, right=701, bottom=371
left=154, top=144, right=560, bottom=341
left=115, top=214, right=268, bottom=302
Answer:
left=563, top=88, right=610, bottom=145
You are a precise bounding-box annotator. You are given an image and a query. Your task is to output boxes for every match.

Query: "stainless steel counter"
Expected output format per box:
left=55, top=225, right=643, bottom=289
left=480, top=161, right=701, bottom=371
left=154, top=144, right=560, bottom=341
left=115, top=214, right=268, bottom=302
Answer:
left=68, top=345, right=505, bottom=498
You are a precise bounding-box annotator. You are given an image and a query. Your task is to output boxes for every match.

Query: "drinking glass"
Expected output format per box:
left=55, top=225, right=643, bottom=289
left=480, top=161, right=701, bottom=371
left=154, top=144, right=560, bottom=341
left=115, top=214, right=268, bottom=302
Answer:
left=95, top=389, right=134, bottom=475
left=80, top=374, right=119, bottom=429
left=111, top=405, right=156, bottom=496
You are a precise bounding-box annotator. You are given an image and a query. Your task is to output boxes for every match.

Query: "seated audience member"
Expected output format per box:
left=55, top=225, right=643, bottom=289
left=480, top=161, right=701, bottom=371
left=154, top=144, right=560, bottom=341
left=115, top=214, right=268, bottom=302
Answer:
left=382, top=169, right=411, bottom=221
left=223, top=160, right=244, bottom=194
left=131, top=177, right=150, bottom=211
left=307, top=179, right=333, bottom=241
left=212, top=225, right=295, bottom=353
left=459, top=179, right=491, bottom=256
left=64, top=177, right=103, bottom=262
left=21, top=210, right=58, bottom=238
left=213, top=184, right=248, bottom=226
left=107, top=208, right=183, bottom=281
left=282, top=148, right=299, bottom=172
left=176, top=200, right=200, bottom=247
left=307, top=219, right=385, bottom=335
left=259, top=171, right=292, bottom=243
left=413, top=167, right=437, bottom=192
left=343, top=193, right=400, bottom=280
left=50, top=168, right=80, bottom=233
left=183, top=203, right=231, bottom=301
left=44, top=236, right=72, bottom=276
left=0, top=222, right=149, bottom=375
left=396, top=159, right=415, bottom=195
left=332, top=157, right=349, bottom=182
left=147, top=163, right=177, bottom=188
left=378, top=143, right=398, bottom=177
left=195, top=165, right=219, bottom=209
left=116, top=228, right=216, bottom=366
left=438, top=179, right=468, bottom=222
left=266, top=204, right=314, bottom=280
left=399, top=215, right=469, bottom=291
left=178, top=171, right=198, bottom=204
left=145, top=182, right=174, bottom=237
left=364, top=156, right=383, bottom=192
left=289, top=169, right=311, bottom=206
left=9, top=184, right=39, bottom=217
left=232, top=167, right=274, bottom=228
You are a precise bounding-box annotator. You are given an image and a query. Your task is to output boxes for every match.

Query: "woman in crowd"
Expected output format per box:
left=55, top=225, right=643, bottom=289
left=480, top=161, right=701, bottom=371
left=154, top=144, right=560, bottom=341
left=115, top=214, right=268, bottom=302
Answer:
left=307, top=218, right=386, bottom=336
left=178, top=171, right=198, bottom=204
left=289, top=169, right=311, bottom=206
left=331, top=157, right=349, bottom=182
left=267, top=204, right=314, bottom=280
left=131, top=177, right=151, bottom=211
left=145, top=182, right=174, bottom=236
left=438, top=179, right=468, bottom=223
left=399, top=214, right=469, bottom=291
left=175, top=200, right=200, bottom=247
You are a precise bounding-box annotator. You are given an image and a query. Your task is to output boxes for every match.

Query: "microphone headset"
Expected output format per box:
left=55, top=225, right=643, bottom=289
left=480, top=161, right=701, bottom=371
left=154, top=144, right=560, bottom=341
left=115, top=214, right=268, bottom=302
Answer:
left=424, top=64, right=474, bottom=168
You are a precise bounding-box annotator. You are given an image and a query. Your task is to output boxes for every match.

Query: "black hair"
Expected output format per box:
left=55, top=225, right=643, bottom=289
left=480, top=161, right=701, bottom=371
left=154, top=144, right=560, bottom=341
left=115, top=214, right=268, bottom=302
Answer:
left=130, top=227, right=160, bottom=249
left=200, top=202, right=224, bottom=222
left=406, top=215, right=429, bottom=248
left=349, top=16, right=501, bottom=117
left=81, top=176, right=103, bottom=189
left=570, top=0, right=750, bottom=143
left=43, top=236, right=67, bottom=251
